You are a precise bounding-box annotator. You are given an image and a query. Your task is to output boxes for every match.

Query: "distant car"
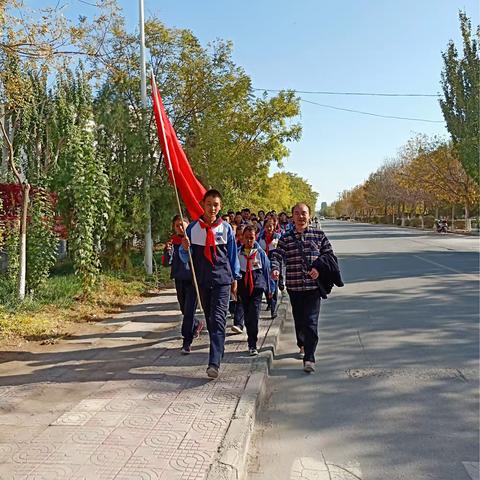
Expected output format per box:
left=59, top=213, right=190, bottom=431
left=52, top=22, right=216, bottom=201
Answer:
left=319, top=216, right=325, bottom=220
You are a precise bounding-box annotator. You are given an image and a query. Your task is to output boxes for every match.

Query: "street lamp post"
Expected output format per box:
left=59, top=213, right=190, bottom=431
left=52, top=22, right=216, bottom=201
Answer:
left=139, top=0, right=153, bottom=275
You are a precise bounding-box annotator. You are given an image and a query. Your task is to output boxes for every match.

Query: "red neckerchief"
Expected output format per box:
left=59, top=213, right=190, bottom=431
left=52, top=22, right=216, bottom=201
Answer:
left=171, top=234, right=183, bottom=245
left=264, top=232, right=273, bottom=255
left=198, top=217, right=222, bottom=265
left=244, top=249, right=256, bottom=295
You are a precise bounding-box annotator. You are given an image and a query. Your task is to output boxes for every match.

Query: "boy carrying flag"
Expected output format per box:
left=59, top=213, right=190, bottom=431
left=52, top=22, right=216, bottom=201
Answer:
left=180, top=189, right=241, bottom=379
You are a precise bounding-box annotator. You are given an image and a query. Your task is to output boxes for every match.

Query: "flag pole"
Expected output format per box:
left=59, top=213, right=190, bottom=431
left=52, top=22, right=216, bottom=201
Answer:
left=151, top=73, right=204, bottom=314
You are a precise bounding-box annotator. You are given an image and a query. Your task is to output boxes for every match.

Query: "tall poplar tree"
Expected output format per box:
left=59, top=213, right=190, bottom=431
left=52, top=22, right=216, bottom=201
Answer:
left=440, top=11, right=480, bottom=185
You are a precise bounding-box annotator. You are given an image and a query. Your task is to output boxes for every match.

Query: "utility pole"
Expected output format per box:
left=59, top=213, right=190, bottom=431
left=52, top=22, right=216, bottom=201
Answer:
left=139, top=0, right=153, bottom=275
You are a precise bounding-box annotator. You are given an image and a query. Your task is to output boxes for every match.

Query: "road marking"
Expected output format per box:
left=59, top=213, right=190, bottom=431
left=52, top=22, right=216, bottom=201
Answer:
left=463, top=462, right=480, bottom=480
left=290, top=457, right=362, bottom=479
left=412, top=254, right=477, bottom=277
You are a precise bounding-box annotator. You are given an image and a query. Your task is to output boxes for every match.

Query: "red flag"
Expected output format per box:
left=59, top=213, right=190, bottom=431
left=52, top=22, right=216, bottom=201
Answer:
left=151, top=75, right=206, bottom=220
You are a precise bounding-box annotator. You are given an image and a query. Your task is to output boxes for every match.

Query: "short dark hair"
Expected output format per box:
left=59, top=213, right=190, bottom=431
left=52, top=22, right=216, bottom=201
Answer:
left=291, top=202, right=311, bottom=215
left=227, top=210, right=235, bottom=215
left=235, top=224, right=245, bottom=234
left=203, top=189, right=222, bottom=201
left=242, top=208, right=250, bottom=213
left=258, top=210, right=265, bottom=215
left=243, top=225, right=256, bottom=235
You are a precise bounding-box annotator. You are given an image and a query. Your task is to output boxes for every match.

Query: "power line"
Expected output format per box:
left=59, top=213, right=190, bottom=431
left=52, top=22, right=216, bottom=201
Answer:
left=300, top=98, right=444, bottom=123
left=253, top=87, right=440, bottom=98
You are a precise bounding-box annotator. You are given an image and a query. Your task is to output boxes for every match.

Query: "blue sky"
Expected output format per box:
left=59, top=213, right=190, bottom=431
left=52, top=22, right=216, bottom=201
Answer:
left=31, top=1, right=480, bottom=206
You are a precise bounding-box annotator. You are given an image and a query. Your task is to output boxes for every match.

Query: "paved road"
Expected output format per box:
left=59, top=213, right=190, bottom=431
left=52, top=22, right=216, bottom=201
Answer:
left=247, top=221, right=479, bottom=480
left=0, top=288, right=281, bottom=480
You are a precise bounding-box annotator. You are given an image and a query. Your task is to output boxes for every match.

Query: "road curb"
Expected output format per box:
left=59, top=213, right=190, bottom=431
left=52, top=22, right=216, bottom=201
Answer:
left=206, top=298, right=288, bottom=480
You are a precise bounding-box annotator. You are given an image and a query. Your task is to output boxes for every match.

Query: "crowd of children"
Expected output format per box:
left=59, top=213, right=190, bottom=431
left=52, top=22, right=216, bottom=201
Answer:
left=163, top=189, right=340, bottom=379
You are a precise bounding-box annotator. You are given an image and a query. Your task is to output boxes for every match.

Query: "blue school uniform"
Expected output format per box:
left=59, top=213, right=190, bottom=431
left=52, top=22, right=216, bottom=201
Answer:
left=180, top=218, right=241, bottom=369
left=163, top=236, right=199, bottom=347
left=237, top=242, right=271, bottom=350
left=257, top=232, right=281, bottom=317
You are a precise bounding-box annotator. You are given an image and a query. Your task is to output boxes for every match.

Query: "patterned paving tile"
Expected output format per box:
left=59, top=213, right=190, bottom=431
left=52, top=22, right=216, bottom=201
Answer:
left=0, top=462, right=35, bottom=480
left=50, top=412, right=93, bottom=426
left=25, top=463, right=80, bottom=480
left=68, top=427, right=113, bottom=445
left=31, top=426, right=77, bottom=444
left=0, top=443, right=18, bottom=463
left=70, top=399, right=111, bottom=412
left=168, top=450, right=213, bottom=479
left=71, top=464, right=122, bottom=480
left=103, top=428, right=150, bottom=447
left=141, top=430, right=186, bottom=458
left=89, top=444, right=134, bottom=468
left=125, top=446, right=171, bottom=468
left=121, top=413, right=161, bottom=430
left=44, top=443, right=99, bottom=465
left=114, top=466, right=167, bottom=480
left=12, top=443, right=59, bottom=464
left=84, top=412, right=125, bottom=428
left=103, top=399, right=139, bottom=412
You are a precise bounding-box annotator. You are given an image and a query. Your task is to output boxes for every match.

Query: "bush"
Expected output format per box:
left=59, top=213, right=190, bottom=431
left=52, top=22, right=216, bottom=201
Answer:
left=423, top=216, right=435, bottom=229
left=410, top=217, right=423, bottom=228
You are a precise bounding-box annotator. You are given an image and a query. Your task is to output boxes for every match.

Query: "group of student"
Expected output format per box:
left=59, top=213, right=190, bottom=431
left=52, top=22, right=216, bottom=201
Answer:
left=163, top=189, right=342, bottom=379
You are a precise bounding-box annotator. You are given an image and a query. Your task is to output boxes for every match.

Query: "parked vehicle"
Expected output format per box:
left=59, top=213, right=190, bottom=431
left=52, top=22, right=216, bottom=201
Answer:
left=436, top=219, right=448, bottom=233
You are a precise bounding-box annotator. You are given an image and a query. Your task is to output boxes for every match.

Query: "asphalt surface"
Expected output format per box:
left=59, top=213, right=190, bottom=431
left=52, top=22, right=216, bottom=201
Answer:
left=247, top=221, right=479, bottom=480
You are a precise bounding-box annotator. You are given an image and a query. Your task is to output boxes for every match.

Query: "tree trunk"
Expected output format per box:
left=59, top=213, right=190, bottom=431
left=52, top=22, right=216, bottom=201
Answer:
left=18, top=183, right=30, bottom=300
left=451, top=205, right=455, bottom=232
left=464, top=204, right=471, bottom=231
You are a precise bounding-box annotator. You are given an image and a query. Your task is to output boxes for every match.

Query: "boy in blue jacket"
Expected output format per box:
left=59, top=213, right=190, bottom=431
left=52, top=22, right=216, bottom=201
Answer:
left=180, top=189, right=241, bottom=379
left=237, top=225, right=271, bottom=356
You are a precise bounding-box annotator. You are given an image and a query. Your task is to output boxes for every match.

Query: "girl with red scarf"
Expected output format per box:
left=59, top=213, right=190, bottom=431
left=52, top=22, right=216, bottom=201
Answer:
left=258, top=217, right=281, bottom=319
left=237, top=225, right=271, bottom=356
left=163, top=215, right=203, bottom=354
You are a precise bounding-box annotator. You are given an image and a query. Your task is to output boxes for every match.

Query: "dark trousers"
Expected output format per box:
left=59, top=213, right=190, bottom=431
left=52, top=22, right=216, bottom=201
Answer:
left=175, top=279, right=198, bottom=347
left=270, top=281, right=278, bottom=317
left=233, top=299, right=245, bottom=328
left=239, top=288, right=263, bottom=349
left=199, top=284, right=231, bottom=368
left=287, top=289, right=321, bottom=363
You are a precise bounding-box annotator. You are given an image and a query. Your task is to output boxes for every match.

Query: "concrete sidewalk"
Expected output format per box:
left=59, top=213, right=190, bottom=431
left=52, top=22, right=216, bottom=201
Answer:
left=0, top=288, right=285, bottom=480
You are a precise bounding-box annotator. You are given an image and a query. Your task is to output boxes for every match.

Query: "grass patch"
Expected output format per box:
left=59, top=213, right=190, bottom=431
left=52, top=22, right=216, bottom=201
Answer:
left=0, top=259, right=173, bottom=342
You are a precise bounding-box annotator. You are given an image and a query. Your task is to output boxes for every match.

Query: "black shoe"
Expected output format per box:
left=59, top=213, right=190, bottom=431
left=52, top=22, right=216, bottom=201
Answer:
left=271, top=313, right=277, bottom=319
left=181, top=345, right=191, bottom=355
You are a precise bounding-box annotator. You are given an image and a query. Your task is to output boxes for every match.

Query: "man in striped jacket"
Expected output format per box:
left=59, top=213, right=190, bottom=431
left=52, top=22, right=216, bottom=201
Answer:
left=271, top=202, right=338, bottom=373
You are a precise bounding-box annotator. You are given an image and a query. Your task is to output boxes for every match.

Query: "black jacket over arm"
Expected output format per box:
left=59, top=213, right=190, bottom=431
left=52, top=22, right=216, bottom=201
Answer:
left=312, top=252, right=344, bottom=299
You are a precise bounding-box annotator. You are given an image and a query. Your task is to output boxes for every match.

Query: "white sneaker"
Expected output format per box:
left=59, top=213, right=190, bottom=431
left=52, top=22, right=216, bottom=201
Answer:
left=249, top=348, right=259, bottom=356
left=303, top=361, right=315, bottom=373
left=298, top=347, right=305, bottom=359
left=231, top=325, right=243, bottom=334
left=206, top=365, right=219, bottom=379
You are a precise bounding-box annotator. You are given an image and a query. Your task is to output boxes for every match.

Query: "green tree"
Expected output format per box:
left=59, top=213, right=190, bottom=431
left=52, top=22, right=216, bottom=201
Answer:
left=52, top=69, right=110, bottom=293
left=440, top=11, right=480, bottom=185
